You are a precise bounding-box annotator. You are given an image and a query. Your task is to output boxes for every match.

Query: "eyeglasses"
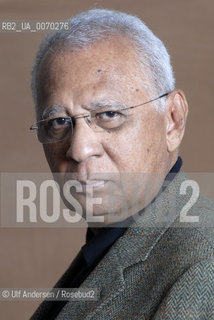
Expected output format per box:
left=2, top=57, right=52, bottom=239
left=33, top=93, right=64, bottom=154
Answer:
left=30, top=92, right=169, bottom=144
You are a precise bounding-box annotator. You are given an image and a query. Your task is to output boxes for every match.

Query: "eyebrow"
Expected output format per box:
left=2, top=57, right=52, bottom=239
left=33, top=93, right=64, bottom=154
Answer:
left=42, top=105, right=67, bottom=119
left=84, top=99, right=126, bottom=110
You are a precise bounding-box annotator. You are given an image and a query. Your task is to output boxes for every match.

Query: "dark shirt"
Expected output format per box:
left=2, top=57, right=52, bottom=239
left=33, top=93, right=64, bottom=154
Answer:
left=33, top=157, right=182, bottom=319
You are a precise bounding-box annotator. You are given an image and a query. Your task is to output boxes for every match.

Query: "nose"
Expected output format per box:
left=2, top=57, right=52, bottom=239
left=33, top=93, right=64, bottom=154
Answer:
left=66, top=118, right=104, bottom=163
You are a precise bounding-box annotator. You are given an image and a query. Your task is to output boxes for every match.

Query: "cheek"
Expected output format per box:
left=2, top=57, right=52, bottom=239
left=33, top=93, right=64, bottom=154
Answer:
left=105, top=114, right=166, bottom=173
left=43, top=145, right=64, bottom=171
left=138, top=116, right=167, bottom=172
left=102, top=127, right=146, bottom=172
left=43, top=145, right=54, bottom=170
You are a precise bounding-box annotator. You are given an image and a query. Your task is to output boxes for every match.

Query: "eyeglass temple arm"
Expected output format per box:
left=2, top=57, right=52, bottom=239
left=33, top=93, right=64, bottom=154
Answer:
left=127, top=92, right=170, bottom=110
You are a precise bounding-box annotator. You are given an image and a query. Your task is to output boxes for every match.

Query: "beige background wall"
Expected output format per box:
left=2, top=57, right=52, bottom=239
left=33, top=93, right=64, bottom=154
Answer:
left=0, top=0, right=214, bottom=319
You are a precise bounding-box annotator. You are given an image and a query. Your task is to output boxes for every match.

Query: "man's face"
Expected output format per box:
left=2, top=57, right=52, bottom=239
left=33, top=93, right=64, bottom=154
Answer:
left=37, top=37, right=169, bottom=225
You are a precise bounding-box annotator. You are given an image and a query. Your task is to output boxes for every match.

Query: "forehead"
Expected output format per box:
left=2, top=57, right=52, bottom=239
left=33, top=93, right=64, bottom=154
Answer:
left=37, top=36, right=148, bottom=114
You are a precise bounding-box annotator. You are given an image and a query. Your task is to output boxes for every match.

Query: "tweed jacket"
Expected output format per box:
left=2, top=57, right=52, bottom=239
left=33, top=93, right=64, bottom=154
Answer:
left=32, top=171, right=214, bottom=319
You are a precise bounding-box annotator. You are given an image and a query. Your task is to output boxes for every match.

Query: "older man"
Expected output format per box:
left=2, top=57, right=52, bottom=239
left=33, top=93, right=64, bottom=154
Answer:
left=30, top=9, right=214, bottom=320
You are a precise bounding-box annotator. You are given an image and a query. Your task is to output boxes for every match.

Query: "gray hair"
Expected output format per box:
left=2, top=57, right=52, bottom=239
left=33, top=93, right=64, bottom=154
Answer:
left=31, top=9, right=175, bottom=113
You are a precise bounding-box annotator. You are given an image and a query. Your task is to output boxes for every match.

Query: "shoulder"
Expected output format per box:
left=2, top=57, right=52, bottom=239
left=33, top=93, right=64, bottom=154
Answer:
left=151, top=172, right=214, bottom=319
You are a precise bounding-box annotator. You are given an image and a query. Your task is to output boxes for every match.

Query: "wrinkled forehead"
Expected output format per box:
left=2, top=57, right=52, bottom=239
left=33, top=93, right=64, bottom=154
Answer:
left=36, top=36, right=151, bottom=117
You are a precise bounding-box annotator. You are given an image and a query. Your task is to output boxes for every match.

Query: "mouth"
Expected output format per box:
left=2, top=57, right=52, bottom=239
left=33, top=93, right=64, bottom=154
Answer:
left=79, top=180, right=109, bottom=191
left=62, top=172, right=120, bottom=194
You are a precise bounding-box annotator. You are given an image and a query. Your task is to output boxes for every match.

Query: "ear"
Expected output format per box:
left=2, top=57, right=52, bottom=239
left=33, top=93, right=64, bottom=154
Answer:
left=165, top=90, right=188, bottom=152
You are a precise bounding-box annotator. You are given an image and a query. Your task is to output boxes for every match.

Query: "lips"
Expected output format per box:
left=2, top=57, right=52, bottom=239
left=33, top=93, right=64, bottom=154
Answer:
left=62, top=172, right=120, bottom=193
left=79, top=180, right=107, bottom=190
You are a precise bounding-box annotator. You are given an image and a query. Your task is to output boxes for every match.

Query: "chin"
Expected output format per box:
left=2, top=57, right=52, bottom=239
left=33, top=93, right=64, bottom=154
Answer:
left=61, top=191, right=131, bottom=225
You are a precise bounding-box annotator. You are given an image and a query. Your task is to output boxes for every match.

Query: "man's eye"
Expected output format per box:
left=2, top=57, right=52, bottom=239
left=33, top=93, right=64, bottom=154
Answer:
left=47, top=118, right=70, bottom=128
left=94, top=110, right=127, bottom=130
left=96, top=111, right=121, bottom=120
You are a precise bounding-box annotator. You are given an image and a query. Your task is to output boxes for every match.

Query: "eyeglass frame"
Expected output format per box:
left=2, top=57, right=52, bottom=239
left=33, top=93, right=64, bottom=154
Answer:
left=30, top=92, right=170, bottom=143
